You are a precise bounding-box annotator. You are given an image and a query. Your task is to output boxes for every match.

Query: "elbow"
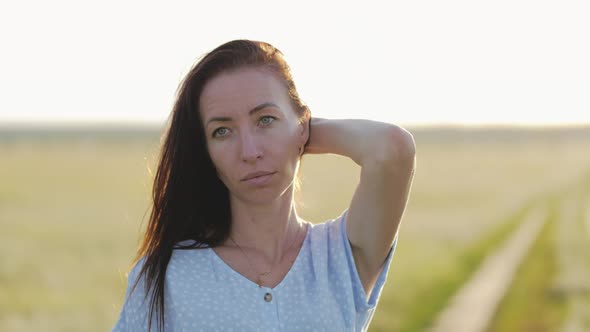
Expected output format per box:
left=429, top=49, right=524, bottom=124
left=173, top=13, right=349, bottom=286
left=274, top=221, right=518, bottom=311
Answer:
left=375, top=126, right=416, bottom=165
left=395, top=126, right=416, bottom=158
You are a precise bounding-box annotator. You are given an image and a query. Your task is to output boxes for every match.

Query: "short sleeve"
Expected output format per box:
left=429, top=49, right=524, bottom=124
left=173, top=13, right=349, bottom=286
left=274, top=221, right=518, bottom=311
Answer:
left=111, top=258, right=155, bottom=331
left=337, top=209, right=398, bottom=313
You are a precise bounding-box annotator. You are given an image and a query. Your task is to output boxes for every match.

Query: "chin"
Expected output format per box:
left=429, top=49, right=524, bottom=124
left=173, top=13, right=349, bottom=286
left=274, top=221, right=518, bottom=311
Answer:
left=235, top=192, right=280, bottom=206
left=233, top=181, right=294, bottom=205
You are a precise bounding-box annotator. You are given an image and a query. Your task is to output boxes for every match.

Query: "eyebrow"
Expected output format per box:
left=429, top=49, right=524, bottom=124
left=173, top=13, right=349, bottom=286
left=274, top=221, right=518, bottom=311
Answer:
left=205, top=102, right=280, bottom=128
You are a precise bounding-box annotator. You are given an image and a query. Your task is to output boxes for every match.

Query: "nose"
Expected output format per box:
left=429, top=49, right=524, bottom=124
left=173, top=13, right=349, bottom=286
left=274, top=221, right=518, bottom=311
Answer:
left=240, top=130, right=263, bottom=163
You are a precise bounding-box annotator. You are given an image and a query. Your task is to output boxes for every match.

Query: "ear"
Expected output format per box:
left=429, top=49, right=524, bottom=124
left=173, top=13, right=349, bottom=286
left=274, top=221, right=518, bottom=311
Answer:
left=299, top=117, right=310, bottom=147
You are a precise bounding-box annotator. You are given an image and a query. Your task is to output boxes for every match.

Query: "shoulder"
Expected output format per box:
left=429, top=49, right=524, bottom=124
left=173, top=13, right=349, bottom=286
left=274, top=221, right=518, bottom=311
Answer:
left=128, top=240, right=211, bottom=279
left=305, top=210, right=350, bottom=260
left=126, top=256, right=147, bottom=291
left=309, top=210, right=348, bottom=240
left=168, top=239, right=211, bottom=273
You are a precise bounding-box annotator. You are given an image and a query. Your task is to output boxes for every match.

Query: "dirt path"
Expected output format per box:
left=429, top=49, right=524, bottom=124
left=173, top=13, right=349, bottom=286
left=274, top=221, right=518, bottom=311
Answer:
left=427, top=206, right=547, bottom=332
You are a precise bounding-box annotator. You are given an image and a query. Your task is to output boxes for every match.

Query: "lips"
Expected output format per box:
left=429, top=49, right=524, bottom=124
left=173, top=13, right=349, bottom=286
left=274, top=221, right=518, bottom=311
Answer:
left=241, top=171, right=276, bottom=181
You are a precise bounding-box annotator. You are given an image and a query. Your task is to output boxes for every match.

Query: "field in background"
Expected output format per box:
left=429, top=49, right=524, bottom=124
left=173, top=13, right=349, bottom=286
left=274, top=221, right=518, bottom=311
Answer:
left=1, top=126, right=589, bottom=331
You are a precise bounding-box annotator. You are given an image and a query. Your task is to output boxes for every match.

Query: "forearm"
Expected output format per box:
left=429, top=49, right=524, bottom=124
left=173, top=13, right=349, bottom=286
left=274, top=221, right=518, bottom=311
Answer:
left=304, top=117, right=415, bottom=167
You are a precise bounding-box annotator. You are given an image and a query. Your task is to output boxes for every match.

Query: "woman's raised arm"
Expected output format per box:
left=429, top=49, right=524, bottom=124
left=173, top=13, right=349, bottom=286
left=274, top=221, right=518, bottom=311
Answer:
left=305, top=117, right=416, bottom=297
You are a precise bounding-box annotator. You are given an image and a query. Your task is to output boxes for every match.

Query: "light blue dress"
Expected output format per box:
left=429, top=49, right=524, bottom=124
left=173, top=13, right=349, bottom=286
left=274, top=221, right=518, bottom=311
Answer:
left=112, top=209, right=398, bottom=331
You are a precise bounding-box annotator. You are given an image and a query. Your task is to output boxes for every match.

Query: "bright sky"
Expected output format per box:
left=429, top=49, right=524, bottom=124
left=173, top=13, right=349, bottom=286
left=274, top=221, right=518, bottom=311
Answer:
left=1, top=0, right=588, bottom=127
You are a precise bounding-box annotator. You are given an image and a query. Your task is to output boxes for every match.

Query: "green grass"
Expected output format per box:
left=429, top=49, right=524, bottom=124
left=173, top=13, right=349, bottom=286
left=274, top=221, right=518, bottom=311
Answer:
left=486, top=197, right=568, bottom=332
left=369, top=196, right=539, bottom=332
left=2, top=130, right=590, bottom=331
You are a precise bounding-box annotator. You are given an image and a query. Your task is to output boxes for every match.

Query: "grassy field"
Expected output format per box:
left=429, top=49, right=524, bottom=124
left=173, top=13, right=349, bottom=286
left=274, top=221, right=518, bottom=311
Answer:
left=485, top=197, right=567, bottom=332
left=487, top=184, right=590, bottom=331
left=1, top=126, right=589, bottom=331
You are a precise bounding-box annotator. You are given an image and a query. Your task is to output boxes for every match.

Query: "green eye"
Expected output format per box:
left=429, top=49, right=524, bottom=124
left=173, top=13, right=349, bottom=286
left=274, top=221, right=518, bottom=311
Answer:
left=212, top=116, right=275, bottom=138
left=260, top=116, right=276, bottom=125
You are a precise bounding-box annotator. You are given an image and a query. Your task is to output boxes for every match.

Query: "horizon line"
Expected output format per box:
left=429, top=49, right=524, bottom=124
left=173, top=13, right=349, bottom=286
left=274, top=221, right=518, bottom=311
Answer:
left=2, top=119, right=590, bottom=130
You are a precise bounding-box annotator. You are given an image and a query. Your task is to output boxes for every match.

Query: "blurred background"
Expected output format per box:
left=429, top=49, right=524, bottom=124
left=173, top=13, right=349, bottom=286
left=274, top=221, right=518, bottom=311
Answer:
left=1, top=0, right=589, bottom=331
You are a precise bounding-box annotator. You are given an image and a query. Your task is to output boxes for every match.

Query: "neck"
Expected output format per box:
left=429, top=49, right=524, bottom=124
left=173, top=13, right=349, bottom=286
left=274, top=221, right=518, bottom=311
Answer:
left=227, top=187, right=305, bottom=265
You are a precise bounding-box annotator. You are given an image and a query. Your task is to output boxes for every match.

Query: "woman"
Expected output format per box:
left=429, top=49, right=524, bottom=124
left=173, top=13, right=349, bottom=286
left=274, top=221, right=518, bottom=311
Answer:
left=112, top=39, right=416, bottom=332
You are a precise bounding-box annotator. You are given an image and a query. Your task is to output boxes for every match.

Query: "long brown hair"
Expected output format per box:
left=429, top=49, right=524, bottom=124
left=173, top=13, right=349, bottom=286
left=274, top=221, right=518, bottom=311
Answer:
left=130, top=40, right=311, bottom=331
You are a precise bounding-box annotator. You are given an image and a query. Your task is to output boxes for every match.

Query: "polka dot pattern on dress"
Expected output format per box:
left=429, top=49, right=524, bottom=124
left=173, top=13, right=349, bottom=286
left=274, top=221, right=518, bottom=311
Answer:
left=111, top=209, right=398, bottom=331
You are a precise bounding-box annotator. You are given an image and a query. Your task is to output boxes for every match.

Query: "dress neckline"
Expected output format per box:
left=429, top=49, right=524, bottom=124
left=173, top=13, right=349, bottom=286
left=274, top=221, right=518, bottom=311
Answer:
left=208, top=222, right=311, bottom=291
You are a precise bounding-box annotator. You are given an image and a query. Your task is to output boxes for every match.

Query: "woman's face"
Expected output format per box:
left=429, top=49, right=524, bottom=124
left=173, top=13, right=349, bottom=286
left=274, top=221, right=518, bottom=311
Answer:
left=199, top=66, right=309, bottom=205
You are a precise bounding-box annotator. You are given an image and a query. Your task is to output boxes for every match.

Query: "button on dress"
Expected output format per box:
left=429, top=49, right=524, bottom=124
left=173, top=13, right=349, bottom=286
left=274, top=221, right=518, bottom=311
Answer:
left=112, top=209, right=398, bottom=331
